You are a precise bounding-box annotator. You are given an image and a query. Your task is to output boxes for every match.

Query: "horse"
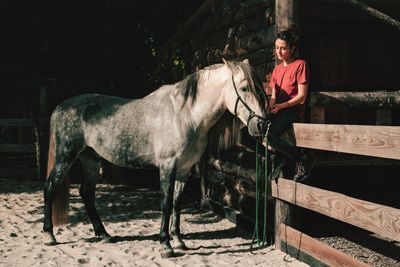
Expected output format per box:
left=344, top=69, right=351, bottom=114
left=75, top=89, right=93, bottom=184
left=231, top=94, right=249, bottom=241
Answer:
left=43, top=58, right=268, bottom=258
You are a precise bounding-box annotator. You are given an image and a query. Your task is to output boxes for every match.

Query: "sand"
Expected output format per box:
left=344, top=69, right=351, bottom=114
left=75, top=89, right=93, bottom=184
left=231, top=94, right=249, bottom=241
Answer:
left=0, top=178, right=308, bottom=267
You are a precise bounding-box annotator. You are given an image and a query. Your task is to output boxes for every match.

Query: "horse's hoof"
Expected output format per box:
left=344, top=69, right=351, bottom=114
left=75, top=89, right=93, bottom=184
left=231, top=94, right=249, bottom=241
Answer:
left=98, top=234, right=113, bottom=243
left=161, top=250, right=175, bottom=258
left=176, top=242, right=189, bottom=250
left=45, top=240, right=58, bottom=246
left=44, top=232, right=58, bottom=246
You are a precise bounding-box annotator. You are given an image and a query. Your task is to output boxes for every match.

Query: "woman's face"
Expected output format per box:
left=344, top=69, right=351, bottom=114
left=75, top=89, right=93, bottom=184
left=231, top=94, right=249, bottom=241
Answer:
left=275, top=38, right=292, bottom=62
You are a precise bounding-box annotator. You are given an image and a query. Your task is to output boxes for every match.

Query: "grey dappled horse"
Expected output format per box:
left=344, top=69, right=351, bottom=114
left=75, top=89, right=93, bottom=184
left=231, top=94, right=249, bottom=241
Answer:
left=43, top=59, right=267, bottom=258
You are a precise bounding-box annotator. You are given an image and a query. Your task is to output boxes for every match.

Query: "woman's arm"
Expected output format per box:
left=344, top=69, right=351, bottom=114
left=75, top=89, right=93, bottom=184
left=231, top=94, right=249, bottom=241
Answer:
left=270, top=83, right=308, bottom=114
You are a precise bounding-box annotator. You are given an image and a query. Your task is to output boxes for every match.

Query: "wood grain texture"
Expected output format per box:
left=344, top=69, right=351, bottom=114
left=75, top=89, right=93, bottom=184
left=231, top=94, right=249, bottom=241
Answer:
left=293, top=123, right=400, bottom=160
left=272, top=179, right=400, bottom=242
left=309, top=91, right=400, bottom=108
left=278, top=224, right=370, bottom=267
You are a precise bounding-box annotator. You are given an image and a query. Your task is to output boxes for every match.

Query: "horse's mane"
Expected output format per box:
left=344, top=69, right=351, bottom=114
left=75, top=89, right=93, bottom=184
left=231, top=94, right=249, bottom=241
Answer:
left=206, top=60, right=265, bottom=156
left=176, top=72, right=199, bottom=107
left=177, top=60, right=265, bottom=109
left=176, top=60, right=265, bottom=156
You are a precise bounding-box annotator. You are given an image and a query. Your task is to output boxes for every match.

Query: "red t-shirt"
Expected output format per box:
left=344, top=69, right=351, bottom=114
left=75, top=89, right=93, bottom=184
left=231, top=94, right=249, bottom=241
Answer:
left=268, top=59, right=309, bottom=118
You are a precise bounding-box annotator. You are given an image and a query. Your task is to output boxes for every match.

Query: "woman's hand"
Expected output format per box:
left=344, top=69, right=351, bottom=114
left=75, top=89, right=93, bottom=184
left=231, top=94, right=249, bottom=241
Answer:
left=267, top=98, right=275, bottom=114
left=270, top=103, right=283, bottom=114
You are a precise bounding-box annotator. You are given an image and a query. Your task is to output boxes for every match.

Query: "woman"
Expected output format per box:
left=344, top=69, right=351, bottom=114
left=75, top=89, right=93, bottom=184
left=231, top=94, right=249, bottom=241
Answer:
left=266, top=25, right=313, bottom=182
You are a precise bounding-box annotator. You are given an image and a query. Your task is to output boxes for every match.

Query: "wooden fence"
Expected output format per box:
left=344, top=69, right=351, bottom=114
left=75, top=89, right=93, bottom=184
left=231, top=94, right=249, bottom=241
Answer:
left=205, top=91, right=400, bottom=266
left=272, top=91, right=400, bottom=266
left=0, top=81, right=52, bottom=180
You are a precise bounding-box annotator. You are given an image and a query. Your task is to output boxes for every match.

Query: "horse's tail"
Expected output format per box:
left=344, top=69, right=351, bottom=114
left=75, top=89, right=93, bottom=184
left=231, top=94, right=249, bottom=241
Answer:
left=47, top=128, right=70, bottom=226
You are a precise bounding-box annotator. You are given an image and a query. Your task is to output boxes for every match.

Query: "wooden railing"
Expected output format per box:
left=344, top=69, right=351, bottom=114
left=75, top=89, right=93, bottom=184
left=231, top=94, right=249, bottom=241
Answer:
left=272, top=123, right=400, bottom=266
left=205, top=91, right=400, bottom=266
left=0, top=81, right=53, bottom=180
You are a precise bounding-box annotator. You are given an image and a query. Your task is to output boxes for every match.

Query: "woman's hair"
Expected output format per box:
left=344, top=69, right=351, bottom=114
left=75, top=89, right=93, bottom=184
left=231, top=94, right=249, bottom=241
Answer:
left=276, top=24, right=299, bottom=51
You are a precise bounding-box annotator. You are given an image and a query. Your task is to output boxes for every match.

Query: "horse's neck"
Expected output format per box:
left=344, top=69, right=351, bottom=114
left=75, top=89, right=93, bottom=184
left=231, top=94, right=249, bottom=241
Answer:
left=188, top=79, right=227, bottom=131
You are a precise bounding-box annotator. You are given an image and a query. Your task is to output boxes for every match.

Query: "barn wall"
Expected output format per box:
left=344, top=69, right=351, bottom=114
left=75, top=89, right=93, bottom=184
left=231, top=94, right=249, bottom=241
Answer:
left=161, top=0, right=400, bottom=224
left=164, top=0, right=400, bottom=92
left=162, top=0, right=276, bottom=85
left=300, top=0, right=400, bottom=92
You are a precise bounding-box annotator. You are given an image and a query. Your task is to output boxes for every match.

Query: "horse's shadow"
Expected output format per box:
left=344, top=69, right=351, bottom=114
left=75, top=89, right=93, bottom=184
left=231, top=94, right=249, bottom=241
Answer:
left=184, top=226, right=250, bottom=240
left=84, top=233, right=159, bottom=243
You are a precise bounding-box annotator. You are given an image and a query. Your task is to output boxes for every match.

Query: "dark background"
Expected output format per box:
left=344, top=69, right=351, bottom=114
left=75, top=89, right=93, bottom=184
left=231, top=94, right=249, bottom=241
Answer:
left=0, top=0, right=201, bottom=99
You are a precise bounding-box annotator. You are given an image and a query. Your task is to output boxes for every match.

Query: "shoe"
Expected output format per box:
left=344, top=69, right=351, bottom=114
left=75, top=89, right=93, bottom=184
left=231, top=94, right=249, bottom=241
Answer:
left=293, top=151, right=314, bottom=182
left=269, top=154, right=287, bottom=180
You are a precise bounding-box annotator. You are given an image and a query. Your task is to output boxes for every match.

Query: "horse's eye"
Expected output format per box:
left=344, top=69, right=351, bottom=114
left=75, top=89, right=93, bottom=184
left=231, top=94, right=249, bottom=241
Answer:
left=241, top=87, right=249, bottom=92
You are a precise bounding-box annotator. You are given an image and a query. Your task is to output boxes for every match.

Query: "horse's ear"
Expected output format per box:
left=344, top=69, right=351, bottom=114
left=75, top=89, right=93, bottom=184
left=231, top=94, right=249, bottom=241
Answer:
left=222, top=58, right=228, bottom=65
left=242, top=58, right=249, bottom=64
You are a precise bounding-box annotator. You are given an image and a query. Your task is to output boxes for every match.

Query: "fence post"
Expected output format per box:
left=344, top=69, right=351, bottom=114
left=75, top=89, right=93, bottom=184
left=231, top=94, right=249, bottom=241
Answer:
left=274, top=0, right=299, bottom=250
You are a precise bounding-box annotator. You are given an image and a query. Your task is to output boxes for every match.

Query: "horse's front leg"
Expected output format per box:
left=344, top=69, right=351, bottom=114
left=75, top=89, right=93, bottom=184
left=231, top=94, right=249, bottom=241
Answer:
left=159, top=164, right=177, bottom=258
left=170, top=179, right=188, bottom=250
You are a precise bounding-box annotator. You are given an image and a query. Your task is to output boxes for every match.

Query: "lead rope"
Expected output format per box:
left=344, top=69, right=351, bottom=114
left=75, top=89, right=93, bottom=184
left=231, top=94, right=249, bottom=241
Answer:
left=250, top=121, right=271, bottom=251
left=263, top=121, right=271, bottom=245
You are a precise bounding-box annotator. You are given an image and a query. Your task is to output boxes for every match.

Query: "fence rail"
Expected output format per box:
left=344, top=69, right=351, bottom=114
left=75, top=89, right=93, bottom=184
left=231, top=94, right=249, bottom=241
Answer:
left=274, top=122, right=400, bottom=266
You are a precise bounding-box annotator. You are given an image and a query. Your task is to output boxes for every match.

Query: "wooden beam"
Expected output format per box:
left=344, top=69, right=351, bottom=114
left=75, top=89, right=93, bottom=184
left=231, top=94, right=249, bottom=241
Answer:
left=275, top=199, right=294, bottom=251
left=209, top=158, right=258, bottom=182
left=0, top=144, right=36, bottom=153
left=278, top=224, right=369, bottom=267
left=272, top=179, right=400, bottom=243
left=275, top=0, right=299, bottom=32
left=208, top=199, right=258, bottom=233
left=309, top=91, right=400, bottom=108
left=0, top=118, right=48, bottom=127
left=341, top=0, right=400, bottom=31
left=293, top=123, right=400, bottom=160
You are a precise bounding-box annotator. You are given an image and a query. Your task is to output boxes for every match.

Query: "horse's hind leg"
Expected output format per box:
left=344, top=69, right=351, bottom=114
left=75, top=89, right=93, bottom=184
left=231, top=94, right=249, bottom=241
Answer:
left=79, top=152, right=110, bottom=241
left=170, top=179, right=188, bottom=250
left=44, top=161, right=76, bottom=245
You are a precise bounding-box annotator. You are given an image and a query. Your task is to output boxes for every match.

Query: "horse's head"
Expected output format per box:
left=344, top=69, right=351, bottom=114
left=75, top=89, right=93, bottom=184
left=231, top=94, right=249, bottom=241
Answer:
left=222, top=58, right=267, bottom=138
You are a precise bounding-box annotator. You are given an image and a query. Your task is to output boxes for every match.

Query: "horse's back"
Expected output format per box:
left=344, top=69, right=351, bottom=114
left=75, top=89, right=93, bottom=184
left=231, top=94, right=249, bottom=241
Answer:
left=49, top=93, right=131, bottom=148
left=50, top=93, right=160, bottom=167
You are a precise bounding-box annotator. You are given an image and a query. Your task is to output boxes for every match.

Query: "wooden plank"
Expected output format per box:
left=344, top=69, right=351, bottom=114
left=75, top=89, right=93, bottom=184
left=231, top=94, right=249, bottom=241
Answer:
left=272, top=179, right=400, bottom=242
left=278, top=224, right=369, bottom=267
left=0, top=168, right=38, bottom=180
left=293, top=123, right=400, bottom=160
left=0, top=144, right=36, bottom=153
left=216, top=147, right=400, bottom=169
left=208, top=200, right=257, bottom=233
left=341, top=0, right=400, bottom=31
left=209, top=158, right=258, bottom=182
left=275, top=200, right=294, bottom=251
left=0, top=118, right=48, bottom=127
left=276, top=0, right=299, bottom=32
left=309, top=91, right=400, bottom=108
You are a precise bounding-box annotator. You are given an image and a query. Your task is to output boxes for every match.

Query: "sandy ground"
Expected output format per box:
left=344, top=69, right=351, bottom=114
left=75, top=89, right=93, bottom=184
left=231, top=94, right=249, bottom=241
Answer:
left=0, top=178, right=309, bottom=267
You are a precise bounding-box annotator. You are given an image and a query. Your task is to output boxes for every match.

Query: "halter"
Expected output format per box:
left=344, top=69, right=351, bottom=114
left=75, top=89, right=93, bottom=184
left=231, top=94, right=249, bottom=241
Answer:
left=231, top=75, right=268, bottom=130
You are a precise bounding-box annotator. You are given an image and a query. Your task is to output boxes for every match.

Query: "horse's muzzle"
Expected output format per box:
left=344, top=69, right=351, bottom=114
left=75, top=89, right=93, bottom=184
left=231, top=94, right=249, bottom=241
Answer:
left=247, top=116, right=269, bottom=139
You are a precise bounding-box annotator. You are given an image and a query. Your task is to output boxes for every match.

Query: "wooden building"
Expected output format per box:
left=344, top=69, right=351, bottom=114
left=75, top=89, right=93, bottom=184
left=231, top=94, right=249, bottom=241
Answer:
left=162, top=0, right=400, bottom=266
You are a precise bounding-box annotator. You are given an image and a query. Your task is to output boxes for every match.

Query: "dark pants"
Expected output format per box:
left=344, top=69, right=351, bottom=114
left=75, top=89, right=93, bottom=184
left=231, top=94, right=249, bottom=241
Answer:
left=240, top=109, right=302, bottom=161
